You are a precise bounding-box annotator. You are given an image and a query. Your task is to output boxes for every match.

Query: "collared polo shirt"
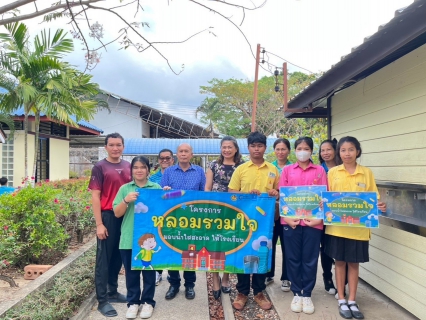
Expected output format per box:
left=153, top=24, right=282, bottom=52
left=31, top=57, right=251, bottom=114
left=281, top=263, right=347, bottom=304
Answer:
left=113, top=180, right=161, bottom=249
left=0, top=186, right=15, bottom=196
left=149, top=170, right=162, bottom=184
left=160, top=164, right=206, bottom=191
left=279, top=162, right=327, bottom=229
left=228, top=160, right=279, bottom=193
left=325, top=164, right=380, bottom=241
left=272, top=159, right=292, bottom=174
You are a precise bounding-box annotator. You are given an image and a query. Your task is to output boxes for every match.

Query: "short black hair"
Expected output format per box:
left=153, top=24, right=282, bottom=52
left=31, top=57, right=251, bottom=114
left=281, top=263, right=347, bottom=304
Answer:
left=105, top=132, right=124, bottom=145
left=294, top=137, right=314, bottom=151
left=131, top=156, right=151, bottom=172
left=318, top=139, right=337, bottom=164
left=336, top=136, right=362, bottom=160
left=247, top=131, right=267, bottom=146
left=0, top=177, right=7, bottom=186
left=158, top=149, right=173, bottom=157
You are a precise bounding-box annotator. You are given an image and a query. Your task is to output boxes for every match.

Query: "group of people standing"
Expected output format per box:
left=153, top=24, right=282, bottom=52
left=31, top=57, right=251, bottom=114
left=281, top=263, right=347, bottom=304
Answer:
left=89, top=131, right=385, bottom=320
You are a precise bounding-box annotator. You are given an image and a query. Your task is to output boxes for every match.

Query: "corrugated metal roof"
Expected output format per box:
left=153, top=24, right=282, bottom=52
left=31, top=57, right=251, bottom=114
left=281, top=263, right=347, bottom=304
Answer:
left=124, top=138, right=279, bottom=155
left=12, top=107, right=103, bottom=133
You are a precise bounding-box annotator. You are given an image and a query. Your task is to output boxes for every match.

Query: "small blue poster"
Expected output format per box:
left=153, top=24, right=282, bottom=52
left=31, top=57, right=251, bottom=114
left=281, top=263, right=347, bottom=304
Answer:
left=279, top=185, right=327, bottom=219
left=322, top=192, right=379, bottom=228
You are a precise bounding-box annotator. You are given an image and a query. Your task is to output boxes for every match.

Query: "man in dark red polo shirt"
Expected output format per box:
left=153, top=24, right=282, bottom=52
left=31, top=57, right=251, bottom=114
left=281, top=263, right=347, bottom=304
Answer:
left=89, top=132, right=131, bottom=317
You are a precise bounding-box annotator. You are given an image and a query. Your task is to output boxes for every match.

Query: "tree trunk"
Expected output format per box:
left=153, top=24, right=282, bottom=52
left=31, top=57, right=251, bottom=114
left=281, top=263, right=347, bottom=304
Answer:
left=23, top=105, right=30, bottom=185
left=31, top=111, right=41, bottom=185
left=0, top=274, right=18, bottom=287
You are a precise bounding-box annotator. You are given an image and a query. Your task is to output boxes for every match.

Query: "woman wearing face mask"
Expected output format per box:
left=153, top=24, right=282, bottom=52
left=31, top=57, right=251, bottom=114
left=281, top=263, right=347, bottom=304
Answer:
left=279, top=137, right=327, bottom=315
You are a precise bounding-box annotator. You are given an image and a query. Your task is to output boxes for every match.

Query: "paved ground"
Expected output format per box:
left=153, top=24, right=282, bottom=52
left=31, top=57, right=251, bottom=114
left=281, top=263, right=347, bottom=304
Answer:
left=86, top=248, right=418, bottom=320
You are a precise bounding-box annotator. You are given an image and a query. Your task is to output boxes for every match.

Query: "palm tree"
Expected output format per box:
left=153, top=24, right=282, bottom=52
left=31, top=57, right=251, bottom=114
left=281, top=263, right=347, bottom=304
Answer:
left=195, top=98, right=219, bottom=138
left=0, top=22, right=101, bottom=181
left=0, top=112, right=15, bottom=139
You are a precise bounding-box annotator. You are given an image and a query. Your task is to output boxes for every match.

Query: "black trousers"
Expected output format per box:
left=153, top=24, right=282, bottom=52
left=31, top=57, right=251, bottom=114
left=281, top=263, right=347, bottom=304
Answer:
left=266, top=220, right=288, bottom=280
left=320, top=227, right=334, bottom=280
left=95, top=210, right=123, bottom=306
left=283, top=225, right=322, bottom=297
left=121, top=249, right=156, bottom=307
left=236, top=273, right=267, bottom=296
left=168, top=270, right=196, bottom=288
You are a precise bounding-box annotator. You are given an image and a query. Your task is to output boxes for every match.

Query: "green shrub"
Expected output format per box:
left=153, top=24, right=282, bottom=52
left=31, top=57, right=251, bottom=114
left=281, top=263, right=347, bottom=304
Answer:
left=0, top=178, right=94, bottom=267
left=0, top=185, right=68, bottom=267
left=69, top=170, right=79, bottom=179
left=82, top=169, right=92, bottom=177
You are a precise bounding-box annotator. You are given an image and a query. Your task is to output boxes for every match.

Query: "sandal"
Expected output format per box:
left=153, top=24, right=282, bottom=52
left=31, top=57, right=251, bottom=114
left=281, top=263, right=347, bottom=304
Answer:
left=338, top=302, right=352, bottom=319
left=98, top=303, right=118, bottom=317
left=108, top=292, right=127, bottom=303
left=348, top=303, right=364, bottom=319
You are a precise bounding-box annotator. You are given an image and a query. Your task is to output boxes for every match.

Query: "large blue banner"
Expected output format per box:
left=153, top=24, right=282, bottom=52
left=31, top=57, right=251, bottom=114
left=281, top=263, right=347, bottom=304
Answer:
left=131, top=190, right=276, bottom=274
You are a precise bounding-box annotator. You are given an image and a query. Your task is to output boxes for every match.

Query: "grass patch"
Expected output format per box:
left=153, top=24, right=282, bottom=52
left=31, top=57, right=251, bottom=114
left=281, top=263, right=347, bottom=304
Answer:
left=1, top=247, right=95, bottom=320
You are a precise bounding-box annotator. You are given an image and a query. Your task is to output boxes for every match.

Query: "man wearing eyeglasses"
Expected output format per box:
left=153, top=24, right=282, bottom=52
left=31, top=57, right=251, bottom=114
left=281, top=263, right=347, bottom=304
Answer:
left=150, top=149, right=175, bottom=185
left=149, top=148, right=174, bottom=286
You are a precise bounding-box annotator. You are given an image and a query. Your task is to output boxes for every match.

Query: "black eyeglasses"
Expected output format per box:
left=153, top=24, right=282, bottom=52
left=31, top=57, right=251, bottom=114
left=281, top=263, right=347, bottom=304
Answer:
left=159, top=157, right=172, bottom=162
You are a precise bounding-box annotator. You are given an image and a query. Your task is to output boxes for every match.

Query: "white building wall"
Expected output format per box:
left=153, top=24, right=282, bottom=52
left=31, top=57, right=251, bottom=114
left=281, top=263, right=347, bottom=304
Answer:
left=90, top=94, right=150, bottom=139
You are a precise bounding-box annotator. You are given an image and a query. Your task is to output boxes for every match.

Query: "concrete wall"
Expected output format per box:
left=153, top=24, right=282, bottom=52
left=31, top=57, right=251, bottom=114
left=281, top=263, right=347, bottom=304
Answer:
left=49, top=138, right=69, bottom=181
left=89, top=94, right=151, bottom=139
left=330, top=43, right=426, bottom=319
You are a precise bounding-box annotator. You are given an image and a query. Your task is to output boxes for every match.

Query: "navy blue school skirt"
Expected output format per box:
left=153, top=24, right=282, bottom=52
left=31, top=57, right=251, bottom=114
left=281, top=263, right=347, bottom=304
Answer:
left=324, top=235, right=369, bottom=263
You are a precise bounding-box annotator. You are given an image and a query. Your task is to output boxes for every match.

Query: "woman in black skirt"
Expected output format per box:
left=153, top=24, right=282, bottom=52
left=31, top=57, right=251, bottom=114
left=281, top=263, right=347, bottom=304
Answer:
left=324, top=137, right=386, bottom=320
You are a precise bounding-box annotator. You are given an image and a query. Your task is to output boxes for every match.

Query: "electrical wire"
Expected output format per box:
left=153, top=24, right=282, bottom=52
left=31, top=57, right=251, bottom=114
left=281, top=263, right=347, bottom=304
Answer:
left=264, top=51, right=315, bottom=74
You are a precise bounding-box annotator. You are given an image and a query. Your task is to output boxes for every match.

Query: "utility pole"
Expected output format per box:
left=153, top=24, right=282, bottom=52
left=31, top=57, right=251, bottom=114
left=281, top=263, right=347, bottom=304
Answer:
left=283, top=62, right=288, bottom=110
left=251, top=44, right=261, bottom=132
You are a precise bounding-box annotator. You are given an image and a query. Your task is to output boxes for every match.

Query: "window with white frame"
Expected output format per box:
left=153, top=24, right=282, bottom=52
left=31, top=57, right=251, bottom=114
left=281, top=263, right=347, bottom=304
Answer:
left=1, top=141, right=14, bottom=186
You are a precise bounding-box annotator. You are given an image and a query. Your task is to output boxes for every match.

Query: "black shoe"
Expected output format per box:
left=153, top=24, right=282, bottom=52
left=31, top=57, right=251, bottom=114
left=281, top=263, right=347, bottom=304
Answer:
left=165, top=286, right=179, bottom=300
left=213, top=276, right=221, bottom=300
left=324, top=278, right=336, bottom=295
left=338, top=302, right=353, bottom=319
left=348, top=303, right=364, bottom=319
left=108, top=292, right=127, bottom=303
left=185, top=287, right=195, bottom=299
left=221, top=285, right=231, bottom=294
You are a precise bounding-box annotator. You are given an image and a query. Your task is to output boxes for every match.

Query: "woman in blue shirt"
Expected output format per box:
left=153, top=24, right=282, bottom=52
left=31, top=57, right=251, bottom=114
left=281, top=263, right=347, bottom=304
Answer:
left=266, top=138, right=292, bottom=292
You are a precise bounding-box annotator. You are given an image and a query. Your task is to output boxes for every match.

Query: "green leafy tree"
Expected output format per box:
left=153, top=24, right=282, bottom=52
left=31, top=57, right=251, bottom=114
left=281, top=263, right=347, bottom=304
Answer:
left=0, top=22, right=102, bottom=182
left=198, top=72, right=327, bottom=139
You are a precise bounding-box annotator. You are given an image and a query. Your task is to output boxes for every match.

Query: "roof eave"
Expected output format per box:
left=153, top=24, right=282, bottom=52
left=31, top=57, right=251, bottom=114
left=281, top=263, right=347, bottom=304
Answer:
left=286, top=0, right=426, bottom=118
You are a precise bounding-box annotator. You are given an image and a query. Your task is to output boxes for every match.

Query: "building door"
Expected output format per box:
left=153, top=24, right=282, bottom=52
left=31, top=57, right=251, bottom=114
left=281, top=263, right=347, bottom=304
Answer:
left=36, top=138, right=49, bottom=182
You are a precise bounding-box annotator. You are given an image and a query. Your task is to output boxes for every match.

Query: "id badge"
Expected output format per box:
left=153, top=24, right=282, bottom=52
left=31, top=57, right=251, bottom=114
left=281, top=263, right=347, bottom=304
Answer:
left=266, top=172, right=276, bottom=190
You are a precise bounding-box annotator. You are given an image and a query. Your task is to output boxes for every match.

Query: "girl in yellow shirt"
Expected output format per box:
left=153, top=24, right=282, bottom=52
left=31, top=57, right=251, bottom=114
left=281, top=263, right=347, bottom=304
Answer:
left=324, top=137, right=386, bottom=320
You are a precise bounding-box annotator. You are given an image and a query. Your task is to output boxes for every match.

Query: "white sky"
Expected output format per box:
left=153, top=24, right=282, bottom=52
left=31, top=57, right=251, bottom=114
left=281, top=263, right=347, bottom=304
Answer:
left=2, top=0, right=415, bottom=124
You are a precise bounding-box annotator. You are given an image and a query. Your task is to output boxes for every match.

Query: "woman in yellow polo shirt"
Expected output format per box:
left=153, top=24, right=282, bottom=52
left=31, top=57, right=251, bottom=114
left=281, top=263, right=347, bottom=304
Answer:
left=325, top=137, right=386, bottom=320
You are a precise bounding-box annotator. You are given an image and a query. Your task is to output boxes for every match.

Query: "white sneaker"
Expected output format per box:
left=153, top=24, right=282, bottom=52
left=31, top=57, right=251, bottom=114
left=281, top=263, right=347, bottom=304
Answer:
left=335, top=284, right=348, bottom=299
left=140, top=303, right=154, bottom=319
left=155, top=272, right=162, bottom=286
left=281, top=280, right=291, bottom=292
left=303, top=297, right=315, bottom=314
left=126, top=304, right=139, bottom=319
left=291, top=294, right=303, bottom=313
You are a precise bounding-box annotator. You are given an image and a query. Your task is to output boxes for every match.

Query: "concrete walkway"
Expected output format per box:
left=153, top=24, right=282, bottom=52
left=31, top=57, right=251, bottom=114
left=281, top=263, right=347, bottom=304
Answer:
left=85, top=248, right=417, bottom=320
